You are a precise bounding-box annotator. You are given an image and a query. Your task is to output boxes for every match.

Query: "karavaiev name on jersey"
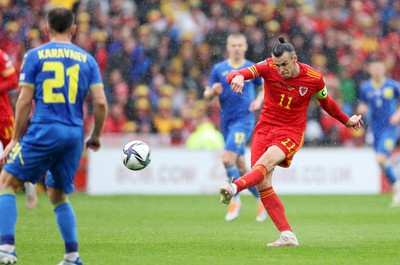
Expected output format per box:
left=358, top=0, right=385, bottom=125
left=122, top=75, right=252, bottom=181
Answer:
left=37, top=48, right=88, bottom=62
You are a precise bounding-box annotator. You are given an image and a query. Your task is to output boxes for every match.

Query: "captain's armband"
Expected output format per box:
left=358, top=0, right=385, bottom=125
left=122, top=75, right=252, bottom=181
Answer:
left=315, top=86, right=328, bottom=99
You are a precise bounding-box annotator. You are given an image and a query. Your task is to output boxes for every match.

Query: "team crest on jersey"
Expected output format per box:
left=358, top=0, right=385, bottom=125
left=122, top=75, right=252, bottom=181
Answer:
left=299, top=86, right=308, bottom=96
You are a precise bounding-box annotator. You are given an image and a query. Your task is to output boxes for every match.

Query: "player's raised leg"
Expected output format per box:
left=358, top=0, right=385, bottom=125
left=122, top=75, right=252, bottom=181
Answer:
left=237, top=156, right=267, bottom=222
left=219, top=163, right=267, bottom=205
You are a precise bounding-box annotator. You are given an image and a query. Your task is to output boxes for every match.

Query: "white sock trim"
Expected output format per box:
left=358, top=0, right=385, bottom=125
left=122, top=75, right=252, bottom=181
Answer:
left=232, top=183, right=238, bottom=194
left=64, top=252, right=79, bottom=260
left=0, top=245, right=15, bottom=252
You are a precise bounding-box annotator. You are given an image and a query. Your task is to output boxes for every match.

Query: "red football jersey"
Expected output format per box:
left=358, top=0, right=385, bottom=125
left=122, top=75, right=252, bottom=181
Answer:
left=251, top=58, right=325, bottom=132
left=0, top=49, right=17, bottom=119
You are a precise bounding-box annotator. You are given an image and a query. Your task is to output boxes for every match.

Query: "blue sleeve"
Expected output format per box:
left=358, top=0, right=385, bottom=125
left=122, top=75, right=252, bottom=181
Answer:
left=253, top=77, right=263, bottom=87
left=19, top=50, right=38, bottom=86
left=89, top=56, right=103, bottom=88
left=207, top=66, right=219, bottom=88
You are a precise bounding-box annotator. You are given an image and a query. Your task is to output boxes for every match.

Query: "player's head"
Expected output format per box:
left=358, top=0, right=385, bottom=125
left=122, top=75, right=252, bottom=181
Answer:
left=271, top=37, right=298, bottom=79
left=226, top=33, right=248, bottom=61
left=368, top=60, right=386, bottom=81
left=46, top=8, right=76, bottom=36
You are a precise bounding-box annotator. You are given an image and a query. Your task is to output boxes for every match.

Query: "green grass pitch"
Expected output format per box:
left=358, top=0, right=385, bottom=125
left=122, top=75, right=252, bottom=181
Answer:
left=13, top=193, right=400, bottom=265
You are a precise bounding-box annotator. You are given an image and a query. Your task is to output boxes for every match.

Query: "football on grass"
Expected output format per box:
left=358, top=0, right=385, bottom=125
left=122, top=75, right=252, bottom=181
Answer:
left=121, top=140, right=151, bottom=170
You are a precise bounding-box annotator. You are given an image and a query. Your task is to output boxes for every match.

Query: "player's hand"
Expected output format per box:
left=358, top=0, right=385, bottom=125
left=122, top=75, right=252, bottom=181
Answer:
left=212, top=83, right=223, bottom=95
left=85, top=135, right=101, bottom=152
left=345, top=115, right=363, bottom=130
left=230, top=75, right=244, bottom=94
left=0, top=140, right=17, bottom=164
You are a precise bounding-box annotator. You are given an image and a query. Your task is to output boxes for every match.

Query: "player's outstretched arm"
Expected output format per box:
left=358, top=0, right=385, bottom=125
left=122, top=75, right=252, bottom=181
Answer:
left=318, top=94, right=363, bottom=130
left=226, top=66, right=258, bottom=84
left=227, top=64, right=264, bottom=94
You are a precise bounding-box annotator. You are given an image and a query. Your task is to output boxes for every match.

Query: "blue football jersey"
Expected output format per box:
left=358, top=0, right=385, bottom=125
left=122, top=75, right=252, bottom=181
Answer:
left=207, top=60, right=263, bottom=123
left=359, top=78, right=400, bottom=133
left=19, top=42, right=103, bottom=126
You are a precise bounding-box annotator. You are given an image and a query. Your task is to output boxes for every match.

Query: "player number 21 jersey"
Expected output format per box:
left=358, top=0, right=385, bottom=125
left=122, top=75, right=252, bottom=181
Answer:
left=19, top=42, right=103, bottom=127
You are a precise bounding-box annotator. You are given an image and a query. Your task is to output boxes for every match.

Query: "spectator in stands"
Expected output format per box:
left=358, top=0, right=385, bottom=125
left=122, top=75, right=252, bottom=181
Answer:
left=170, top=118, right=186, bottom=146
left=103, top=103, right=134, bottom=134
left=153, top=97, right=174, bottom=135
left=185, top=103, right=224, bottom=150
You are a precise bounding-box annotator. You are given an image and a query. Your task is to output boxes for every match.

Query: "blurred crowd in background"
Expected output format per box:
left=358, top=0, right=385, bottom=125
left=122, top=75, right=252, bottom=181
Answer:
left=1, top=0, right=400, bottom=148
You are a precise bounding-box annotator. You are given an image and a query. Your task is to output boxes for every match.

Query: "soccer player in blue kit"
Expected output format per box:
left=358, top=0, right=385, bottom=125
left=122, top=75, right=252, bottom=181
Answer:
left=357, top=60, right=400, bottom=207
left=0, top=8, right=107, bottom=265
left=204, top=33, right=267, bottom=221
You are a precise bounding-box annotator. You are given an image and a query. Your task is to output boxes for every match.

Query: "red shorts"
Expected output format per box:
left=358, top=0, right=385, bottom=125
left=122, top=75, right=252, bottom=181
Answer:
left=0, top=115, right=14, bottom=148
left=250, top=121, right=305, bottom=168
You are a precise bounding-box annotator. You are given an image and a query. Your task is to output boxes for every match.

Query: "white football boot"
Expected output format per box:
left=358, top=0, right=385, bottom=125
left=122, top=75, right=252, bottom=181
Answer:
left=219, top=183, right=237, bottom=205
left=267, top=230, right=299, bottom=247
left=0, top=249, right=17, bottom=264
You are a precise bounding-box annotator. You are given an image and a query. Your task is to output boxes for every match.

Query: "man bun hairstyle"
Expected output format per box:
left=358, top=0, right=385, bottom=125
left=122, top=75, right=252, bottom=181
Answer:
left=272, top=37, right=296, bottom=58
left=47, top=7, right=75, bottom=33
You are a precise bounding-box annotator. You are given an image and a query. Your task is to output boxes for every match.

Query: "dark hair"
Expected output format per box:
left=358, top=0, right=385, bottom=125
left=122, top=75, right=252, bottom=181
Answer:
left=46, top=8, right=75, bottom=33
left=272, top=37, right=296, bottom=58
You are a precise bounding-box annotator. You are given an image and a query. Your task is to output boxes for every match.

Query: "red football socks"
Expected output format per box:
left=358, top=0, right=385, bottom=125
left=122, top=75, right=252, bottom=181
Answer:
left=258, top=187, right=292, bottom=232
left=233, top=164, right=267, bottom=193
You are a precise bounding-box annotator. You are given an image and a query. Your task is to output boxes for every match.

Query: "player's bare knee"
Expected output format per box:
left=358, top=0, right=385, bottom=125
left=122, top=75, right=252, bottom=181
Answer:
left=221, top=151, right=236, bottom=167
left=237, top=165, right=246, bottom=175
left=0, top=171, right=23, bottom=191
left=256, top=178, right=271, bottom=190
left=47, top=187, right=67, bottom=205
left=222, top=154, right=235, bottom=167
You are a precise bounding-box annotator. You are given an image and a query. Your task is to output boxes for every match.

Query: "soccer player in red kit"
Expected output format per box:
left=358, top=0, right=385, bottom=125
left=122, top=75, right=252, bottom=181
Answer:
left=0, top=48, right=38, bottom=210
left=0, top=48, right=18, bottom=160
left=219, top=37, right=363, bottom=246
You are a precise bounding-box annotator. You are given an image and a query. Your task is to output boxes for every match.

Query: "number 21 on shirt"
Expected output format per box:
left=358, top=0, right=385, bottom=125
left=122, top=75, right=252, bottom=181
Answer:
left=42, top=61, right=79, bottom=103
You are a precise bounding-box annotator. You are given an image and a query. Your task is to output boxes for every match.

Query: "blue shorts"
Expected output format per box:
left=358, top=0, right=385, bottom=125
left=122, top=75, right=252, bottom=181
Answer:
left=221, top=117, right=255, bottom=156
left=4, top=123, right=84, bottom=194
left=373, top=127, right=399, bottom=157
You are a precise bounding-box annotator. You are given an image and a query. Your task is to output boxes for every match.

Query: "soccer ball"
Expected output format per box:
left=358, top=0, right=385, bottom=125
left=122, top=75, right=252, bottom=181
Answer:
left=121, top=140, right=151, bottom=170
